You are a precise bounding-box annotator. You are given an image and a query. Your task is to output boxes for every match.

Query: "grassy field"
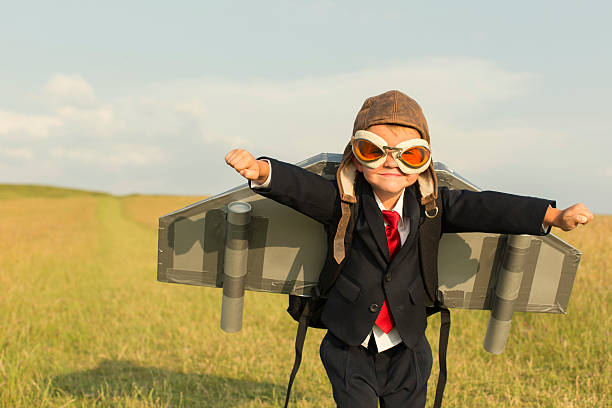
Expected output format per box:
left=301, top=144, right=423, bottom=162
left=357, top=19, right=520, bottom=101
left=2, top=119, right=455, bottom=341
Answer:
left=0, top=184, right=609, bottom=407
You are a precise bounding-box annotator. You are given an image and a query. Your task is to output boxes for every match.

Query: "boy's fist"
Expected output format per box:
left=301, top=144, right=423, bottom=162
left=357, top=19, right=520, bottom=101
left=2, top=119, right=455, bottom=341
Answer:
left=544, top=203, right=594, bottom=231
left=225, top=149, right=270, bottom=183
left=558, top=203, right=594, bottom=231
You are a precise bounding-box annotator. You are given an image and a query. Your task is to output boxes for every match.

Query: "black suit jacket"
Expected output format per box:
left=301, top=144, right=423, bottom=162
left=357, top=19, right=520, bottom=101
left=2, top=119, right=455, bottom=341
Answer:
left=254, top=158, right=554, bottom=348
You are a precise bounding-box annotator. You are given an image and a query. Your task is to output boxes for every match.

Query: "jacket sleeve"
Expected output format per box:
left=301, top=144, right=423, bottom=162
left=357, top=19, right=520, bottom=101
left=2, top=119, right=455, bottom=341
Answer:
left=440, top=187, right=556, bottom=236
left=249, top=157, right=340, bottom=226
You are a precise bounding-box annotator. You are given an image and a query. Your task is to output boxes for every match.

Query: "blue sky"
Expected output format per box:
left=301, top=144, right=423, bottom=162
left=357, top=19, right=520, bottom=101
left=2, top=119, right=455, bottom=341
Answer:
left=1, top=1, right=610, bottom=213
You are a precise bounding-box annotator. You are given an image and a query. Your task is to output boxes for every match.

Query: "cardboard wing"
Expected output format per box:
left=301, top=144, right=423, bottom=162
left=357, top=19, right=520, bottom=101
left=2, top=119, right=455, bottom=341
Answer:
left=158, top=153, right=580, bottom=317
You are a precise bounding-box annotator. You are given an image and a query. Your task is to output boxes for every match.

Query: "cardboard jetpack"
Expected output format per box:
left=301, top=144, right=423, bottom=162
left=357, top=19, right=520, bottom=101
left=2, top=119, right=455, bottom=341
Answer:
left=157, top=153, right=581, bottom=353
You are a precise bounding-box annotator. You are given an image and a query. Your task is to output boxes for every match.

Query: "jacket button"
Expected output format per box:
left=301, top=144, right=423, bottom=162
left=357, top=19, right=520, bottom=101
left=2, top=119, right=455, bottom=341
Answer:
left=369, top=303, right=380, bottom=313
left=385, top=273, right=392, bottom=282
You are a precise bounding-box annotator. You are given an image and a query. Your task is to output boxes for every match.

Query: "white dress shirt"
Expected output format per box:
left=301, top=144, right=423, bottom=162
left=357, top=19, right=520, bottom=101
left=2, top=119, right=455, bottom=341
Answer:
left=251, top=160, right=410, bottom=352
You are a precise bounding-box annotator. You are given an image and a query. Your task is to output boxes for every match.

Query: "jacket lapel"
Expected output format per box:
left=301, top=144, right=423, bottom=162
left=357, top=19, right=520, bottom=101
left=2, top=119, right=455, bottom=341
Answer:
left=390, top=185, right=420, bottom=267
left=358, top=181, right=390, bottom=264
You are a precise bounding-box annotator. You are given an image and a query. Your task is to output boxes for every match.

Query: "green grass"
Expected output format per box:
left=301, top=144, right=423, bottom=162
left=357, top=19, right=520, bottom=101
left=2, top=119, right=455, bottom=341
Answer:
left=0, top=185, right=609, bottom=407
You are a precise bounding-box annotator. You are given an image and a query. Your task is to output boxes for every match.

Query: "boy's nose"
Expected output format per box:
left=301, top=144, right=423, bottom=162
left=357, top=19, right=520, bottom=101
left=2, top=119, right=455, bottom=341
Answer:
left=383, top=152, right=398, bottom=167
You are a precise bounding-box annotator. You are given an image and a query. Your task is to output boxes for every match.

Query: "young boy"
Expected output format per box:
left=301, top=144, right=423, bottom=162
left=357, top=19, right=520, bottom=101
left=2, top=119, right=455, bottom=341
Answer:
left=224, top=90, right=593, bottom=407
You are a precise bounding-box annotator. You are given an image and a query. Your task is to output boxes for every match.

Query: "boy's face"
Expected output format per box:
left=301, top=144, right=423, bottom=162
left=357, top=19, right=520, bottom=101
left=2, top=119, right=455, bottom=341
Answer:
left=353, top=124, right=421, bottom=201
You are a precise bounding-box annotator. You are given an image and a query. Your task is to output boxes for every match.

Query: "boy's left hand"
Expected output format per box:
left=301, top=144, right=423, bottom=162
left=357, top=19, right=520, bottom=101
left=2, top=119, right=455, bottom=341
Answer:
left=544, top=203, right=594, bottom=231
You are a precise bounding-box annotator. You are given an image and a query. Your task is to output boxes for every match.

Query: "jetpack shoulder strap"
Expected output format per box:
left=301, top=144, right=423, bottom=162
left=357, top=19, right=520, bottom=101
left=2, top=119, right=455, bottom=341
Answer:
left=433, top=306, right=451, bottom=408
left=284, top=299, right=310, bottom=408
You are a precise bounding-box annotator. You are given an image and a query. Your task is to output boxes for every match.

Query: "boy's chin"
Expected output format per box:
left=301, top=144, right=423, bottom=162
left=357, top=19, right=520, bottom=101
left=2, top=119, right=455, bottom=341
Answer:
left=376, top=176, right=418, bottom=190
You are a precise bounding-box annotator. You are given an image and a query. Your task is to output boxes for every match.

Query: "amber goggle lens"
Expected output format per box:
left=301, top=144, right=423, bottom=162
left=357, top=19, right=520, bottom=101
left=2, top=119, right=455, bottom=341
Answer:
left=401, top=146, right=430, bottom=168
left=354, top=139, right=385, bottom=161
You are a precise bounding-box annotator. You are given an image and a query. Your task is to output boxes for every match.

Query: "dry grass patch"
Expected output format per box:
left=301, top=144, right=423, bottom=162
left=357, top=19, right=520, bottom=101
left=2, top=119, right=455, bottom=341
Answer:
left=0, top=186, right=609, bottom=407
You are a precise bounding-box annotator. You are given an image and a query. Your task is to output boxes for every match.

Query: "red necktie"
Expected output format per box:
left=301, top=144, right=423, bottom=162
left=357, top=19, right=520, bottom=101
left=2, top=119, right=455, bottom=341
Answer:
left=375, top=210, right=401, bottom=333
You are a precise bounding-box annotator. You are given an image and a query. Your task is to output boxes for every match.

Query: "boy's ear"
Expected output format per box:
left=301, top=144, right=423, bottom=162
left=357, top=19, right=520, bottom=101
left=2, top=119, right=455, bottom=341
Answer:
left=352, top=156, right=363, bottom=172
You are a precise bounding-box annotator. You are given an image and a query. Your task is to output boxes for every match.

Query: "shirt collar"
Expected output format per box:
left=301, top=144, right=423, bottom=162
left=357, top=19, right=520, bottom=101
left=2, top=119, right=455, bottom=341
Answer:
left=373, top=190, right=405, bottom=221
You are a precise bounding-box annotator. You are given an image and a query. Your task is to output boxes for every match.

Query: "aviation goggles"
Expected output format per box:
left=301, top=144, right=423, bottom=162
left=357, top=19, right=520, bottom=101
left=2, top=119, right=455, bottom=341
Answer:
left=351, top=130, right=431, bottom=174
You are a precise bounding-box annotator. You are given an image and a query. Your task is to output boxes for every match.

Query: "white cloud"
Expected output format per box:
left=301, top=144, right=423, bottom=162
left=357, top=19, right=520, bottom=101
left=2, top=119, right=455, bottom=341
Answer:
left=0, top=146, right=33, bottom=160
left=174, top=98, right=207, bottom=117
left=0, top=110, right=64, bottom=139
left=148, top=57, right=532, bottom=141
left=2, top=62, right=609, bottom=212
left=57, top=105, right=113, bottom=122
left=0, top=62, right=541, bottom=188
left=50, top=144, right=164, bottom=166
left=56, top=105, right=116, bottom=137
left=43, top=74, right=96, bottom=106
left=16, top=59, right=531, bottom=149
left=431, top=125, right=558, bottom=173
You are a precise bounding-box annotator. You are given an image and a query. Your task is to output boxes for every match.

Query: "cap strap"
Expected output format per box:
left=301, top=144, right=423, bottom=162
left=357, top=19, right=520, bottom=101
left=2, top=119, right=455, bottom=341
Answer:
left=333, top=194, right=357, bottom=263
left=333, top=201, right=350, bottom=263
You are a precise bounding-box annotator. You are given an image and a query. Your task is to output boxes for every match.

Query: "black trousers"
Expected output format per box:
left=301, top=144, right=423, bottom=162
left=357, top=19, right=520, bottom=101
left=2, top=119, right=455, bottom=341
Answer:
left=320, top=331, right=433, bottom=408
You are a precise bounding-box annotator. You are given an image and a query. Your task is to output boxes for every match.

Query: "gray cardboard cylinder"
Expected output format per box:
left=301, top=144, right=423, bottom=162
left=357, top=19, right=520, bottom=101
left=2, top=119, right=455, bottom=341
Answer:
left=227, top=201, right=251, bottom=225
left=483, top=318, right=512, bottom=354
left=507, top=234, right=533, bottom=250
left=220, top=296, right=245, bottom=333
left=495, top=270, right=523, bottom=300
left=220, top=201, right=251, bottom=333
left=483, top=234, right=531, bottom=354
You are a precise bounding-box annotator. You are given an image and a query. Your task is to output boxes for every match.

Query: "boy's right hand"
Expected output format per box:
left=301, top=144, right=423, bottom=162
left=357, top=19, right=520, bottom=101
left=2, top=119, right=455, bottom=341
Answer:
left=225, top=149, right=270, bottom=183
